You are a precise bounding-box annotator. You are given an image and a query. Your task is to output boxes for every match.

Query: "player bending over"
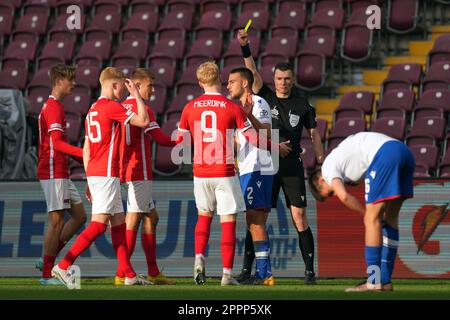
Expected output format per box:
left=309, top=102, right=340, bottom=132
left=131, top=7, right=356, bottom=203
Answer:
left=227, top=67, right=276, bottom=285
left=37, top=64, right=87, bottom=285
left=52, top=67, right=151, bottom=286
left=308, top=132, right=414, bottom=292
left=114, top=68, right=176, bottom=285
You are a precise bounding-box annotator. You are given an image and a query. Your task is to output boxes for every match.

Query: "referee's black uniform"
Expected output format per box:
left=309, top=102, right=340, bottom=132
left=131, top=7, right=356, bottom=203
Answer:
left=257, top=84, right=317, bottom=209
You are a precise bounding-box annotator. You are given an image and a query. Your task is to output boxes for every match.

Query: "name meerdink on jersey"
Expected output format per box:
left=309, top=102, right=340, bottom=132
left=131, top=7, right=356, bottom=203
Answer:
left=194, top=100, right=227, bottom=108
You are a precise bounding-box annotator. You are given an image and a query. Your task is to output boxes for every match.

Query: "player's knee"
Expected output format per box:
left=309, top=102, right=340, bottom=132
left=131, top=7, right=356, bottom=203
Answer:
left=77, top=214, right=87, bottom=225
left=48, top=215, right=65, bottom=230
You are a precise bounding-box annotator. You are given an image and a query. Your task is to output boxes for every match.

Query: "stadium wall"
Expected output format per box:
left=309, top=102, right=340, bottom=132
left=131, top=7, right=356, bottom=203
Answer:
left=0, top=180, right=448, bottom=278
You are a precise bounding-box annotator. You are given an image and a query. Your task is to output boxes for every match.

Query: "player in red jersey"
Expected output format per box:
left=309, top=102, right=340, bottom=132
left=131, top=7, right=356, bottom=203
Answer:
left=52, top=67, right=151, bottom=286
left=114, top=68, right=176, bottom=285
left=37, top=64, right=87, bottom=285
left=176, top=61, right=291, bottom=286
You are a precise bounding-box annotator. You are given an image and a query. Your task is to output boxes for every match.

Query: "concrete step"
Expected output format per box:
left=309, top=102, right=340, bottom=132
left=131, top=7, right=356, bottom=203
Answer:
left=385, top=55, right=427, bottom=66
left=409, top=41, right=434, bottom=56
left=363, top=69, right=389, bottom=86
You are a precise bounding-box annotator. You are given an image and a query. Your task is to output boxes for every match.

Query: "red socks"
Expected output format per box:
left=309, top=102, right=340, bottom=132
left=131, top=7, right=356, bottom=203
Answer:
left=142, top=233, right=159, bottom=277
left=59, top=221, right=107, bottom=270
left=56, top=240, right=66, bottom=254
left=116, top=229, right=138, bottom=278
left=195, top=215, right=213, bottom=255
left=221, top=221, right=236, bottom=269
left=42, top=255, right=56, bottom=279
left=111, top=223, right=136, bottom=279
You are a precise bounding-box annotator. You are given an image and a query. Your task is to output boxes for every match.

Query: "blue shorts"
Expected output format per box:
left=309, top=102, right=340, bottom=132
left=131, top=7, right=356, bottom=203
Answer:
left=365, top=141, right=415, bottom=204
left=239, top=171, right=273, bottom=212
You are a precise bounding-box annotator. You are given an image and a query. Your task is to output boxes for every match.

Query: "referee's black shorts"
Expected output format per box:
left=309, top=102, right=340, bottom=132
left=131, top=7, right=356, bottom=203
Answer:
left=271, top=157, right=307, bottom=208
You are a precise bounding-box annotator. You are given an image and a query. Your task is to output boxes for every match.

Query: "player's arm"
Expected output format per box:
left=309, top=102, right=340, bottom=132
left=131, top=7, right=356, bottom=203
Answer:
left=331, top=178, right=365, bottom=215
left=125, top=79, right=149, bottom=128
left=83, top=138, right=92, bottom=202
left=50, top=130, right=83, bottom=159
left=309, top=128, right=324, bottom=164
left=149, top=128, right=176, bottom=147
left=238, top=29, right=263, bottom=93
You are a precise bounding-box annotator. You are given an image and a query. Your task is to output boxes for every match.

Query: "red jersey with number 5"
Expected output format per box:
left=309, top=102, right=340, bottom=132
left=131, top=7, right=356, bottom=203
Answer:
left=178, top=93, right=251, bottom=178
left=37, top=96, right=69, bottom=179
left=85, top=97, right=135, bottom=177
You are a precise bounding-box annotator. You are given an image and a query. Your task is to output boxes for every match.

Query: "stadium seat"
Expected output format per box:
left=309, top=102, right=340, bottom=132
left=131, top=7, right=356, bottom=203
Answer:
left=86, top=1, right=122, bottom=34
left=272, top=3, right=307, bottom=31
left=36, top=57, right=65, bottom=70
left=148, top=83, right=168, bottom=116
left=409, top=145, right=439, bottom=170
left=26, top=85, right=51, bottom=116
left=65, top=112, right=83, bottom=143
left=408, top=117, right=446, bottom=141
left=76, top=39, right=112, bottom=66
left=112, top=38, right=150, bottom=62
left=303, top=34, right=337, bottom=58
left=0, top=3, right=14, bottom=36
left=3, top=38, right=38, bottom=63
left=329, top=118, right=366, bottom=139
left=222, top=37, right=261, bottom=67
left=166, top=0, right=196, bottom=13
left=39, top=39, right=76, bottom=63
left=341, top=19, right=374, bottom=62
left=0, top=67, right=28, bottom=90
left=62, top=89, right=91, bottom=115
left=309, top=7, right=345, bottom=30
left=372, top=117, right=407, bottom=141
left=422, top=62, right=450, bottom=92
left=121, top=11, right=159, bottom=40
left=28, top=68, right=51, bottom=88
left=14, top=12, right=48, bottom=36
left=428, top=34, right=450, bottom=67
left=22, top=2, right=51, bottom=15
left=185, top=37, right=224, bottom=67
left=166, top=83, right=202, bottom=116
left=147, top=57, right=177, bottom=87
left=296, top=51, right=326, bottom=91
left=416, top=89, right=450, bottom=113
left=412, top=107, right=445, bottom=121
left=234, top=10, right=270, bottom=32
left=158, top=8, right=194, bottom=31
left=406, top=135, right=436, bottom=147
left=129, top=0, right=158, bottom=13
left=239, top=0, right=269, bottom=13
left=313, top=0, right=343, bottom=12
left=382, top=63, right=422, bottom=93
left=49, top=14, right=85, bottom=40
left=153, top=117, right=181, bottom=176
left=149, top=37, right=186, bottom=60
left=195, top=11, right=232, bottom=33
left=75, top=65, right=100, bottom=90
left=201, top=0, right=230, bottom=12
left=347, top=0, right=381, bottom=13
left=378, top=89, right=415, bottom=113
left=386, top=0, right=420, bottom=34
left=414, top=163, right=431, bottom=177
left=260, top=36, right=298, bottom=60
left=333, top=108, right=365, bottom=123
left=338, top=91, right=375, bottom=115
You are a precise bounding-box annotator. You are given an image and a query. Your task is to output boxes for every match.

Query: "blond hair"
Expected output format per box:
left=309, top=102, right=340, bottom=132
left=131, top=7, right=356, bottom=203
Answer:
left=196, top=61, right=220, bottom=86
left=99, top=67, right=125, bottom=86
left=49, top=64, right=76, bottom=87
left=131, top=68, right=155, bottom=81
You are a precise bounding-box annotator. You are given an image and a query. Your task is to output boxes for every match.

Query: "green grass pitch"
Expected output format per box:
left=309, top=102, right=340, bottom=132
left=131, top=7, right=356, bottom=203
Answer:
left=0, top=278, right=449, bottom=300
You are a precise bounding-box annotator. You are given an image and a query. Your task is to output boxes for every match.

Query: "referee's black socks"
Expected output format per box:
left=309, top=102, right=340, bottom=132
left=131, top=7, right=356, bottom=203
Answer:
left=297, top=227, right=315, bottom=274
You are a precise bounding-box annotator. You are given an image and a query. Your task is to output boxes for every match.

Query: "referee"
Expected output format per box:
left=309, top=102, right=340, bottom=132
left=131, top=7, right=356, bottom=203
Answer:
left=236, top=29, right=324, bottom=284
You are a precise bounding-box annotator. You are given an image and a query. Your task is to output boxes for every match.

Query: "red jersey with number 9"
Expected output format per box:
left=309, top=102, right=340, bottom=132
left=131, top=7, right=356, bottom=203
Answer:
left=178, top=93, right=251, bottom=178
left=85, top=97, right=135, bottom=177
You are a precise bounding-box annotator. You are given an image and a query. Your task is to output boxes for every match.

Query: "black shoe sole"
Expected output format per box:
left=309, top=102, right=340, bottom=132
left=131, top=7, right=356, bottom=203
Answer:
left=194, top=273, right=206, bottom=285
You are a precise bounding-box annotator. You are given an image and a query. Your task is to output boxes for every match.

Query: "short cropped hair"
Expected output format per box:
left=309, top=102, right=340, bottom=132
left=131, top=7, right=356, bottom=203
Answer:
left=49, top=64, right=76, bottom=87
left=230, top=67, right=254, bottom=89
left=131, top=68, right=155, bottom=82
left=308, top=168, right=326, bottom=202
left=99, top=67, right=125, bottom=86
left=274, top=61, right=295, bottom=75
left=196, top=61, right=220, bottom=86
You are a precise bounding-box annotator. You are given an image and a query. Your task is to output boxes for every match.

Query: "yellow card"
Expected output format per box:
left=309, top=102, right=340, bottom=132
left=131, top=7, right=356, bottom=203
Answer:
left=244, top=19, right=252, bottom=32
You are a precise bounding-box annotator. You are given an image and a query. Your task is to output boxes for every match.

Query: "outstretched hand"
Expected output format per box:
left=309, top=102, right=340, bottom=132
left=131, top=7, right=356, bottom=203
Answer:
left=237, top=29, right=249, bottom=46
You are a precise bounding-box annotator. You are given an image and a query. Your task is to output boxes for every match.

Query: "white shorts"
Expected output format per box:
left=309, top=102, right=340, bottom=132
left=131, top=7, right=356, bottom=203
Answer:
left=40, top=179, right=82, bottom=213
left=87, top=177, right=124, bottom=215
left=193, top=175, right=246, bottom=215
left=124, top=180, right=155, bottom=213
